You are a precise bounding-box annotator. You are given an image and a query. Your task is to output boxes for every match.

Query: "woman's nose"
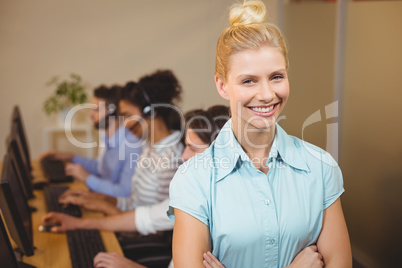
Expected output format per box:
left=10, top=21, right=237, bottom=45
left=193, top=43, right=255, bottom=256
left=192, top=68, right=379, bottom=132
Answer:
left=256, top=82, right=274, bottom=102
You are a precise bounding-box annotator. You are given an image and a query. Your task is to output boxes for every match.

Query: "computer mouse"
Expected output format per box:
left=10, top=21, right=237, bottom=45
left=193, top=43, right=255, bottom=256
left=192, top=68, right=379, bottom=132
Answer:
left=32, top=181, right=48, bottom=190
left=38, top=223, right=61, bottom=232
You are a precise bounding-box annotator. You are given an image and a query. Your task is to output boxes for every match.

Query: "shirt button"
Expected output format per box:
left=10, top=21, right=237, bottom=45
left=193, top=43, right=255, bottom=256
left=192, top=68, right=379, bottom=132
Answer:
left=268, top=239, right=276, bottom=245
left=265, top=199, right=270, bottom=205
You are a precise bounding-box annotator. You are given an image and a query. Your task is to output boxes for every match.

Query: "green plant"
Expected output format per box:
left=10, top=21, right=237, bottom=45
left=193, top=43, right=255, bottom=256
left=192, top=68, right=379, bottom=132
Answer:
left=43, top=73, right=88, bottom=115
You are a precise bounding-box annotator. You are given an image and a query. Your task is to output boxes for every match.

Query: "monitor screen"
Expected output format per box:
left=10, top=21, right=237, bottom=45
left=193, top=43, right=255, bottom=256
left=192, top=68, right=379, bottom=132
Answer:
left=0, top=213, right=19, bottom=268
left=6, top=157, right=32, bottom=240
left=11, top=106, right=32, bottom=171
left=0, top=154, right=34, bottom=256
left=6, top=128, right=34, bottom=199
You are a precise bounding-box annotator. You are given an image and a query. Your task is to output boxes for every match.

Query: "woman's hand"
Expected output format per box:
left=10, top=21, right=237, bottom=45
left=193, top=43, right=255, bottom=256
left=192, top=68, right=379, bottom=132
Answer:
left=40, top=151, right=74, bottom=161
left=93, top=252, right=146, bottom=268
left=65, top=163, right=90, bottom=182
left=59, top=194, right=121, bottom=215
left=203, top=252, right=225, bottom=268
left=287, top=245, right=323, bottom=268
left=59, top=189, right=89, bottom=200
left=41, top=212, right=82, bottom=232
left=59, top=189, right=108, bottom=201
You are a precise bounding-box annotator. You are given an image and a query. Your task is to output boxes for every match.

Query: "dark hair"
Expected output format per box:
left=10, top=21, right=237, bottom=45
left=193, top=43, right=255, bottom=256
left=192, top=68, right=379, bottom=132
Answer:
left=185, top=105, right=230, bottom=145
left=94, top=85, right=122, bottom=115
left=122, top=70, right=182, bottom=130
left=120, top=81, right=137, bottom=102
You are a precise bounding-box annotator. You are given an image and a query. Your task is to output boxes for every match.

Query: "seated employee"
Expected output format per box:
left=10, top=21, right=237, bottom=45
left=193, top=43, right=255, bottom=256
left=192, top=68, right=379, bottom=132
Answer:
left=41, top=85, right=142, bottom=197
left=50, top=69, right=185, bottom=216
left=42, top=105, right=230, bottom=268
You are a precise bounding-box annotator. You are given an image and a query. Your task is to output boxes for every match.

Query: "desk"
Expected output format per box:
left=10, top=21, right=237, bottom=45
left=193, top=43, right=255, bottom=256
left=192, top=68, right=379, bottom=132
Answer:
left=21, top=162, right=123, bottom=268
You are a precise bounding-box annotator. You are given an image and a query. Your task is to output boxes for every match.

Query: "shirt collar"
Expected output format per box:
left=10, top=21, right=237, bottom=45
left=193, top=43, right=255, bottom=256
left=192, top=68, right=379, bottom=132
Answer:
left=104, top=126, right=136, bottom=148
left=212, top=119, right=309, bottom=182
left=152, top=131, right=182, bottom=154
left=104, top=126, right=123, bottom=148
left=274, top=124, right=310, bottom=172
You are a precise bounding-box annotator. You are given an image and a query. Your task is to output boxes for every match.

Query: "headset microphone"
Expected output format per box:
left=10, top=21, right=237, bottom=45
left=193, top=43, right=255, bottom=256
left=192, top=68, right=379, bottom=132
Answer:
left=128, top=86, right=153, bottom=131
left=96, top=103, right=117, bottom=130
left=129, top=119, right=142, bottom=131
left=139, top=86, right=153, bottom=117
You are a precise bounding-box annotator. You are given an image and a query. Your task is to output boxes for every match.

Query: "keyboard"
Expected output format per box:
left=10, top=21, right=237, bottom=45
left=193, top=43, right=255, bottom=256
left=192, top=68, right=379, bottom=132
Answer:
left=43, top=186, right=82, bottom=217
left=40, top=158, right=73, bottom=183
left=67, top=229, right=105, bottom=268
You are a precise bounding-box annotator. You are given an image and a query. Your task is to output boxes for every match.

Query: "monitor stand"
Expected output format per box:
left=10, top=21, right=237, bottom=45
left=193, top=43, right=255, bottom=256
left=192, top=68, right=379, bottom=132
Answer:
left=14, top=248, right=36, bottom=268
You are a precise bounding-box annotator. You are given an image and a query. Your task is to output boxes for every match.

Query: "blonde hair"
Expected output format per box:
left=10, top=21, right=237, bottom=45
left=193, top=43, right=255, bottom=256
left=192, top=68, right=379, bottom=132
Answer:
left=215, top=0, right=288, bottom=82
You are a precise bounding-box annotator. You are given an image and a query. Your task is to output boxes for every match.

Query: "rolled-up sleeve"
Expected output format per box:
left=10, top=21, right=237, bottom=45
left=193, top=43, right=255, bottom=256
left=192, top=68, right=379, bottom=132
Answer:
left=135, top=199, right=173, bottom=235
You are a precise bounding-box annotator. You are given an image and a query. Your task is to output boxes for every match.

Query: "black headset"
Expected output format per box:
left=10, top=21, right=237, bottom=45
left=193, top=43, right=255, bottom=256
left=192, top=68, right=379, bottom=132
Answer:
left=107, top=103, right=117, bottom=116
left=140, top=86, right=152, bottom=117
left=129, top=86, right=153, bottom=131
left=97, top=103, right=117, bottom=129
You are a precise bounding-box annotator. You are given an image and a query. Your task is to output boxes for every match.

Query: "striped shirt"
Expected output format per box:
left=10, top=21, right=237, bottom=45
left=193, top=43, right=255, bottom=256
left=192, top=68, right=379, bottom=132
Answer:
left=117, top=131, right=183, bottom=211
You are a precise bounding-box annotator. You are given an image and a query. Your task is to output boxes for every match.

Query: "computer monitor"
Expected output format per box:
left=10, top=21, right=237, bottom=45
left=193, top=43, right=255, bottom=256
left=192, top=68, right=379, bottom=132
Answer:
left=6, top=126, right=34, bottom=199
left=0, top=213, right=36, bottom=268
left=11, top=106, right=32, bottom=171
left=0, top=213, right=20, bottom=268
left=0, top=154, right=34, bottom=257
left=1, top=153, right=33, bottom=229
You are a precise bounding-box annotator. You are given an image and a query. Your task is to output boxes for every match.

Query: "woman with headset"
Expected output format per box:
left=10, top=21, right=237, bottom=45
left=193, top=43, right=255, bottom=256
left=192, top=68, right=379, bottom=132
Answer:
left=40, top=85, right=142, bottom=198
left=51, top=69, right=184, bottom=215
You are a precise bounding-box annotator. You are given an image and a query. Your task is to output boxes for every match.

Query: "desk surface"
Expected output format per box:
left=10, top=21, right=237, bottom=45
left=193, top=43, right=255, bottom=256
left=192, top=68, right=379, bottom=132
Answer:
left=21, top=162, right=123, bottom=268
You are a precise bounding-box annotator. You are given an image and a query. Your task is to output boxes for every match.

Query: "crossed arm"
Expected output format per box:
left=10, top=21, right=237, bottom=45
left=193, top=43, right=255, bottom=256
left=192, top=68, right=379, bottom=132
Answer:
left=172, top=209, right=211, bottom=268
left=316, top=198, right=352, bottom=267
left=172, top=197, right=352, bottom=268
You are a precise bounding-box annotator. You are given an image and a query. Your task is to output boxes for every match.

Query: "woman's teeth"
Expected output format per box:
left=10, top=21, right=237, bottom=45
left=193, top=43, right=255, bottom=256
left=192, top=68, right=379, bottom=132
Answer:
left=250, top=105, right=275, bottom=113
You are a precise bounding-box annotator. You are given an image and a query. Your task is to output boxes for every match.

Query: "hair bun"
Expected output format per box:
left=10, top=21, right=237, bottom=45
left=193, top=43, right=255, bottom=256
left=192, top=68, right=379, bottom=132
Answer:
left=229, top=0, right=267, bottom=27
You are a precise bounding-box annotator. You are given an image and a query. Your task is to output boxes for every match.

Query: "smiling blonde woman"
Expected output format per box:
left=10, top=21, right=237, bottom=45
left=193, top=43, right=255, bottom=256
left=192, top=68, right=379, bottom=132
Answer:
left=168, top=1, right=352, bottom=268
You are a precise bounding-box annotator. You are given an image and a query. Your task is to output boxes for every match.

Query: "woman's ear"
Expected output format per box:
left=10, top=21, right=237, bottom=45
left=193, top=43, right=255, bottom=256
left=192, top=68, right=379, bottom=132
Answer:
left=215, top=76, right=230, bottom=101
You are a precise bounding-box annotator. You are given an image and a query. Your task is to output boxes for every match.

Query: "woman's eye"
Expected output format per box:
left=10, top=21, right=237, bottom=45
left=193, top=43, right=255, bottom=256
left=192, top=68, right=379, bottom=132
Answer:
left=272, top=75, right=284, bottom=81
left=242, top=79, right=254, bottom=84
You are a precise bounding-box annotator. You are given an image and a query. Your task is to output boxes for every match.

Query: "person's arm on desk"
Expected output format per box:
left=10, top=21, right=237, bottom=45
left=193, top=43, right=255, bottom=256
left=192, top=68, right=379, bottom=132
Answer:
left=40, top=151, right=74, bottom=161
left=59, top=194, right=120, bottom=216
left=59, top=189, right=112, bottom=202
left=93, top=252, right=146, bottom=268
left=65, top=163, right=90, bottom=182
left=71, top=154, right=100, bottom=175
left=43, top=198, right=173, bottom=233
left=59, top=190, right=120, bottom=216
left=42, top=210, right=137, bottom=232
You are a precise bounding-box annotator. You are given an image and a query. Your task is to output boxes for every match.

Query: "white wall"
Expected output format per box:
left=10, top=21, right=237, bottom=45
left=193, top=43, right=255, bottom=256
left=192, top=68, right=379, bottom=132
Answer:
left=282, top=1, right=402, bottom=267
left=281, top=2, right=337, bottom=151
left=0, top=0, right=278, bottom=159
left=341, top=2, right=402, bottom=267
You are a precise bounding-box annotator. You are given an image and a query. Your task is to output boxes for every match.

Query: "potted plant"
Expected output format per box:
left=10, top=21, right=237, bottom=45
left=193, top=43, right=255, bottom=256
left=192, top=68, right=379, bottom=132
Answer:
left=43, top=73, right=88, bottom=125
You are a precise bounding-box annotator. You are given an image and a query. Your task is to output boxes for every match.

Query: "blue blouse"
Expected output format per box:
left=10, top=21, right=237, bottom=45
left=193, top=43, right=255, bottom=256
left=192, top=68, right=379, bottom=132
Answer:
left=168, top=119, right=344, bottom=268
left=73, top=126, right=142, bottom=197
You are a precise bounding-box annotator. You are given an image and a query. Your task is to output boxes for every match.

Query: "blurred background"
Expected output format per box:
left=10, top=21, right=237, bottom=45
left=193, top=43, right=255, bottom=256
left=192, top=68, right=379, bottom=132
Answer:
left=0, top=0, right=401, bottom=267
